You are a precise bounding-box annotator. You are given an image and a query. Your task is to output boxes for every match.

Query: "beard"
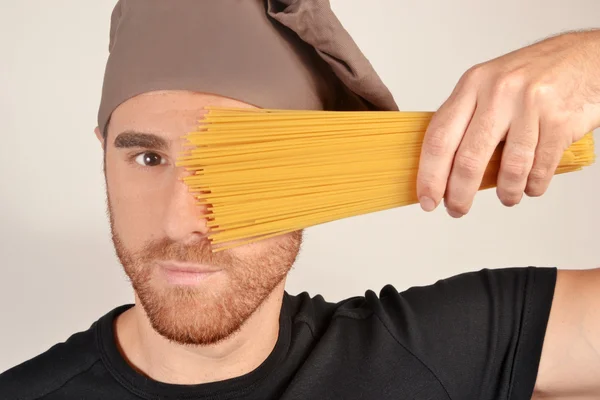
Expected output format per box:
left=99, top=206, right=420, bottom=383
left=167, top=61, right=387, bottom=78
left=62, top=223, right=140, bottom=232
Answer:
left=108, top=204, right=303, bottom=347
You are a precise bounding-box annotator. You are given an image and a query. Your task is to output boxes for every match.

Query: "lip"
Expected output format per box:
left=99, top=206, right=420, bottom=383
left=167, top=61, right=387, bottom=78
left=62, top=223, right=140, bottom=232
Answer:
left=156, top=261, right=221, bottom=285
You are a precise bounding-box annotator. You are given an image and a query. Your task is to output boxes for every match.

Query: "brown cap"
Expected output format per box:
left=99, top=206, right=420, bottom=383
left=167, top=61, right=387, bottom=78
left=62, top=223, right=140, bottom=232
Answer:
left=97, top=0, right=398, bottom=134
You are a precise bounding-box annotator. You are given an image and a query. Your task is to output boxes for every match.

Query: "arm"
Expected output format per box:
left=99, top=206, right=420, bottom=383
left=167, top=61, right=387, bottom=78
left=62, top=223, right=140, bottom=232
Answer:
left=413, top=28, right=600, bottom=398
left=533, top=268, right=600, bottom=399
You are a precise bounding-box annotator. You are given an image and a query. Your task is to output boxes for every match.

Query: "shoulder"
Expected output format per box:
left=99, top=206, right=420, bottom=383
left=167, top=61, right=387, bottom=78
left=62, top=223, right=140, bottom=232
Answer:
left=0, top=305, right=131, bottom=400
left=377, top=265, right=557, bottom=311
left=364, top=266, right=557, bottom=333
left=0, top=328, right=100, bottom=400
left=285, top=266, right=557, bottom=337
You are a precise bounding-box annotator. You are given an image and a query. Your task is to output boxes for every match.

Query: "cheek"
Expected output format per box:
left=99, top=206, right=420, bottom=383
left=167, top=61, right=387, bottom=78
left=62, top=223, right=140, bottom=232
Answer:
left=228, top=232, right=301, bottom=261
left=107, top=164, right=168, bottom=245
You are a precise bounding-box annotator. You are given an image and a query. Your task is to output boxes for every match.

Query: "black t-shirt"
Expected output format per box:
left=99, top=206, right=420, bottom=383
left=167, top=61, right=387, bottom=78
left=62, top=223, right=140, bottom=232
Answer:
left=0, top=266, right=556, bottom=400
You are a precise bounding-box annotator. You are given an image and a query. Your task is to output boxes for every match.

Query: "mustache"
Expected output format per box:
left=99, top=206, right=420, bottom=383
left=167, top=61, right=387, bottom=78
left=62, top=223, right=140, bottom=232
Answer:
left=134, top=236, right=235, bottom=266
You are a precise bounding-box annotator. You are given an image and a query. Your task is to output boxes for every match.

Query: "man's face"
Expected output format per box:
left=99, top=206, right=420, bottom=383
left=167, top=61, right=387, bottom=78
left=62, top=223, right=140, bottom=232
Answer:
left=99, top=90, right=302, bottom=346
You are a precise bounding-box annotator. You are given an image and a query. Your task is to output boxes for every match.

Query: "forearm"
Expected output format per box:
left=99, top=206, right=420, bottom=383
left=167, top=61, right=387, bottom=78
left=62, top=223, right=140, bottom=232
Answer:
left=534, top=268, right=600, bottom=398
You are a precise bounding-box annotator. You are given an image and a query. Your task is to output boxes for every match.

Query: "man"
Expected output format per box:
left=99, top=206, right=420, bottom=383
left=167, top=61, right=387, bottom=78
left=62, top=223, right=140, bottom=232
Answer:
left=1, top=1, right=599, bottom=399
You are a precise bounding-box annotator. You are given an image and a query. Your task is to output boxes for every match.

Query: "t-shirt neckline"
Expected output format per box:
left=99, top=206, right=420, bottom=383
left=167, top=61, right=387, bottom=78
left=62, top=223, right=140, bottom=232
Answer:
left=95, top=297, right=292, bottom=399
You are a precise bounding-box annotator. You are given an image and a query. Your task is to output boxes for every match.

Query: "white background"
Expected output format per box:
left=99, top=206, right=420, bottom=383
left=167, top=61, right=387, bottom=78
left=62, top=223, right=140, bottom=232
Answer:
left=1, top=0, right=599, bottom=373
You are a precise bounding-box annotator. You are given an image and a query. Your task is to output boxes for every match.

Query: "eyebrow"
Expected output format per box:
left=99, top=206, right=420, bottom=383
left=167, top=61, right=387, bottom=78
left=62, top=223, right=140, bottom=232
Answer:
left=113, top=131, right=169, bottom=151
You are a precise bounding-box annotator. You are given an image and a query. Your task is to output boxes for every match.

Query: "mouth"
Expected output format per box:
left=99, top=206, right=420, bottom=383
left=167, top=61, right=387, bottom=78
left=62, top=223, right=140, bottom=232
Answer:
left=156, top=260, right=222, bottom=286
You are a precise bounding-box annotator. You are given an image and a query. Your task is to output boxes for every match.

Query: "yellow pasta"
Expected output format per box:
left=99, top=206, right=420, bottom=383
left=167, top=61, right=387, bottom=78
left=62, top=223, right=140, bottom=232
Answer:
left=176, top=107, right=596, bottom=252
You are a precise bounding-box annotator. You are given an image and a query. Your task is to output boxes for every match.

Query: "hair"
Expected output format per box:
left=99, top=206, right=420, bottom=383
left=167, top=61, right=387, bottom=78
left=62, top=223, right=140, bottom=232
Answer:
left=102, top=118, right=110, bottom=154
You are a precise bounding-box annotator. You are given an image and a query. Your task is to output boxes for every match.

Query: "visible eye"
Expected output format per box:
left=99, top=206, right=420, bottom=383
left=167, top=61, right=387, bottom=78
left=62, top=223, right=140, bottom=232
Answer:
left=134, top=152, right=166, bottom=167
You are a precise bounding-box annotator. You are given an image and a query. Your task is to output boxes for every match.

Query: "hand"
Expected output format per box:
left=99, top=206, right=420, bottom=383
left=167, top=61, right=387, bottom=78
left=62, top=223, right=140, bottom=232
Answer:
left=416, top=29, right=600, bottom=217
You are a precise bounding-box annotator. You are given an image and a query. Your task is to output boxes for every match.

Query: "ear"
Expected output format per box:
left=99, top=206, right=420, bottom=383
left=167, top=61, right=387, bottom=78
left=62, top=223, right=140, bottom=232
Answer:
left=94, top=127, right=104, bottom=149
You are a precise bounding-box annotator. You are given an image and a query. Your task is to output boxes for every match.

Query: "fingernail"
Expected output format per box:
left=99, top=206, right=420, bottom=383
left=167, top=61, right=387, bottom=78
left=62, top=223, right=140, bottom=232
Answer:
left=447, top=209, right=464, bottom=218
left=419, top=196, right=436, bottom=212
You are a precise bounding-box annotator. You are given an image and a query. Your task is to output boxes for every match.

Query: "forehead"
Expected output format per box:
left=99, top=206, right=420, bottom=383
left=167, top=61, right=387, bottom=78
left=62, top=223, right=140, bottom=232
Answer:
left=107, top=90, right=257, bottom=139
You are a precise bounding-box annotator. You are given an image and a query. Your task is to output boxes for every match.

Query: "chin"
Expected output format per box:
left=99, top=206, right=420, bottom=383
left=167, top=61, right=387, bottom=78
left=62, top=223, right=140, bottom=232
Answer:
left=136, top=278, right=253, bottom=345
left=128, top=261, right=288, bottom=346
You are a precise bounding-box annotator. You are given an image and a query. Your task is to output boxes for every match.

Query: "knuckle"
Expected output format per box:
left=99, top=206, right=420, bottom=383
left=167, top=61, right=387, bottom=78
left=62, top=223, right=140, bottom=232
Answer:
left=503, top=162, right=529, bottom=182
left=461, top=63, right=485, bottom=86
left=501, top=153, right=531, bottom=181
left=423, top=130, right=449, bottom=157
left=493, top=70, right=525, bottom=96
left=454, top=151, right=483, bottom=178
left=524, top=80, right=555, bottom=103
left=528, top=166, right=550, bottom=182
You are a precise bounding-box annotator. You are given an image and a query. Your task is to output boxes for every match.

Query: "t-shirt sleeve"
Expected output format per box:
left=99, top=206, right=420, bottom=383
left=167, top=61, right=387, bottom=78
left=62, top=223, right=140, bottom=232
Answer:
left=367, top=266, right=557, bottom=400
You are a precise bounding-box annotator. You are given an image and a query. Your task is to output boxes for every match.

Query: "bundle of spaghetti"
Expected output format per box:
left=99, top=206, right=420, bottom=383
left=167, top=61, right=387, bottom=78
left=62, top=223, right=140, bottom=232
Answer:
left=176, top=107, right=596, bottom=251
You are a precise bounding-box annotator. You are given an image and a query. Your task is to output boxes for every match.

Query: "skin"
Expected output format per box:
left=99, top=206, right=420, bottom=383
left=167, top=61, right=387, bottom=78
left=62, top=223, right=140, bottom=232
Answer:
left=91, top=29, right=600, bottom=396
left=534, top=269, right=600, bottom=399
left=95, top=91, right=303, bottom=384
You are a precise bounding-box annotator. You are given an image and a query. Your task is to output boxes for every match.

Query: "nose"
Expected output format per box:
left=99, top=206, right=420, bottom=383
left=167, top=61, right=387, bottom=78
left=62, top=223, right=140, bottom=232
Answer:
left=162, top=168, right=210, bottom=244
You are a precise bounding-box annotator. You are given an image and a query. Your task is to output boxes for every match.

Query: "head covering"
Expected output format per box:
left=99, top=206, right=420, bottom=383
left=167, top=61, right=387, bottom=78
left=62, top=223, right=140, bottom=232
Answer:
left=97, top=0, right=398, bottom=134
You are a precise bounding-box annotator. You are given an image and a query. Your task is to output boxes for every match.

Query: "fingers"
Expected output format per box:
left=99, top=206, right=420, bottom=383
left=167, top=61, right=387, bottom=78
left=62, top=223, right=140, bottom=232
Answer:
left=525, top=119, right=568, bottom=197
left=443, top=101, right=510, bottom=217
left=418, top=62, right=579, bottom=217
left=496, top=107, right=539, bottom=206
left=417, top=75, right=478, bottom=212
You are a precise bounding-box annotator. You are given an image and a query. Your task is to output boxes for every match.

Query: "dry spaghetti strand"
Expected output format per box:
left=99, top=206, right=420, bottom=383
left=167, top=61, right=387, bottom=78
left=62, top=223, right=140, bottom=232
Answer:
left=176, top=107, right=596, bottom=252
